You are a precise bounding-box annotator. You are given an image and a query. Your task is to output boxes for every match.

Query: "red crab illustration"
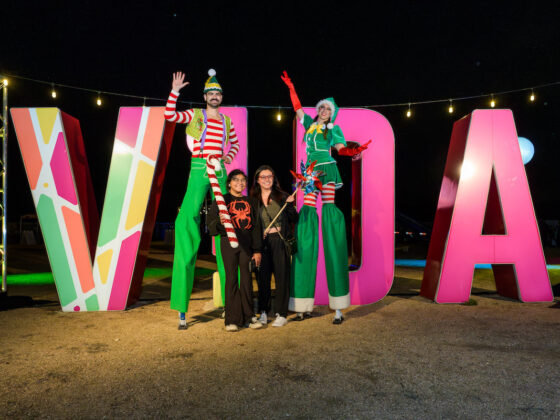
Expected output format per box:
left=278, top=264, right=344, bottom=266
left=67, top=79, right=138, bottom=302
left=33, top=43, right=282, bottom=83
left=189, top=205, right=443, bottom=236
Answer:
left=228, top=200, right=252, bottom=230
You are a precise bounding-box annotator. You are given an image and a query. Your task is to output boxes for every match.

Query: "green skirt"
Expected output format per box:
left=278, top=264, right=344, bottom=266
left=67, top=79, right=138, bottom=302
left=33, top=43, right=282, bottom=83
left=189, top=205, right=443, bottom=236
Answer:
left=312, top=161, right=343, bottom=190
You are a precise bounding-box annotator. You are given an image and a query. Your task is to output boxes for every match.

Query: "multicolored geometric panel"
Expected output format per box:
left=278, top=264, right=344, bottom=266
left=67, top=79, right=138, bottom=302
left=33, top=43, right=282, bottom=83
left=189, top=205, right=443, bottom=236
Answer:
left=11, top=107, right=175, bottom=311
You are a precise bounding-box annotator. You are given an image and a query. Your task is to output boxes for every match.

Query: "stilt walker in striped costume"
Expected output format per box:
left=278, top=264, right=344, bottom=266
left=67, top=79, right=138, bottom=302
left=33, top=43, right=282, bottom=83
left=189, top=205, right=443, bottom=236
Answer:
left=281, top=71, right=370, bottom=324
left=165, top=70, right=240, bottom=330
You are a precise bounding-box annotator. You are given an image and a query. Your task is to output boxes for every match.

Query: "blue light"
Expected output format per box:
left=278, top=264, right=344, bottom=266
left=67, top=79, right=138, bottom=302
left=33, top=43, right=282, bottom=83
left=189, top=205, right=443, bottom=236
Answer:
left=518, top=137, right=534, bottom=164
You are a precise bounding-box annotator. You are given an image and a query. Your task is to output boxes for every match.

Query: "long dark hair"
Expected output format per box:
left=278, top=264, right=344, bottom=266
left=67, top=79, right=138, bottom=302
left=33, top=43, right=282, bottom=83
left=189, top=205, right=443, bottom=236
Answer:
left=250, top=165, right=286, bottom=205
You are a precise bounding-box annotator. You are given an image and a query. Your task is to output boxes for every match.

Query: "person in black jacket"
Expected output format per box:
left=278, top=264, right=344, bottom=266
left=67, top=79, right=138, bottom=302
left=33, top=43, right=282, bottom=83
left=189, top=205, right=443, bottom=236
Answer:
left=208, top=169, right=263, bottom=332
left=250, top=165, right=299, bottom=327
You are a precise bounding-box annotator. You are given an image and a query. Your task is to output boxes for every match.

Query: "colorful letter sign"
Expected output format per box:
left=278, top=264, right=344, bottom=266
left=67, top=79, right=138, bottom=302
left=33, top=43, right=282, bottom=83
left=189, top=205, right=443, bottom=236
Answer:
left=294, top=108, right=395, bottom=305
left=11, top=106, right=248, bottom=311
left=421, top=110, right=553, bottom=302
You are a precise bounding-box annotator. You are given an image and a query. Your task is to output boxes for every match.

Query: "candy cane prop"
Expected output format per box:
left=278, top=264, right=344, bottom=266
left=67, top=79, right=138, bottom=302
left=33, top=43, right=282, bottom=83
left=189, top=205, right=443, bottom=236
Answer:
left=206, top=155, right=238, bottom=248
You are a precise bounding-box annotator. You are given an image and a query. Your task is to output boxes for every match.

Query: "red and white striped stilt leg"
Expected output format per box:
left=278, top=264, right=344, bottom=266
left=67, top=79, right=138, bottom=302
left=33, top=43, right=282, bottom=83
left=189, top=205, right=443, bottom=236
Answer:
left=321, top=182, right=336, bottom=204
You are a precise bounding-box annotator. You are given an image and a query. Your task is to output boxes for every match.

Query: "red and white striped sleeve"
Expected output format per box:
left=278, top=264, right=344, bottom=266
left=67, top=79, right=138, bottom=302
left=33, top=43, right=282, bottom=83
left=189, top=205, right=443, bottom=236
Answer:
left=164, top=90, right=194, bottom=124
left=225, top=121, right=239, bottom=162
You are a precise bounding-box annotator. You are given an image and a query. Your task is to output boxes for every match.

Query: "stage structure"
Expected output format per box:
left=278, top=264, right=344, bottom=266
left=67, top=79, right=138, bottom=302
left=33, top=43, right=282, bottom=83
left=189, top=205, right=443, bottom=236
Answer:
left=421, top=110, right=553, bottom=303
left=0, top=79, right=7, bottom=293
left=293, top=108, right=395, bottom=305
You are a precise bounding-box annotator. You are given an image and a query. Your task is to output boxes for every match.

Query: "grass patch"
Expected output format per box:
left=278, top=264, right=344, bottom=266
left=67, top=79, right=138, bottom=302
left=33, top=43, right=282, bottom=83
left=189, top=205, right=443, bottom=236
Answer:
left=7, top=267, right=215, bottom=286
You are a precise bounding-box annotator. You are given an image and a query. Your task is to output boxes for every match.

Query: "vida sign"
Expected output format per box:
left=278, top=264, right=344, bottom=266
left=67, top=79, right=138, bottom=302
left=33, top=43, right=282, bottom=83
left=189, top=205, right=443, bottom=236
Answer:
left=10, top=107, right=553, bottom=311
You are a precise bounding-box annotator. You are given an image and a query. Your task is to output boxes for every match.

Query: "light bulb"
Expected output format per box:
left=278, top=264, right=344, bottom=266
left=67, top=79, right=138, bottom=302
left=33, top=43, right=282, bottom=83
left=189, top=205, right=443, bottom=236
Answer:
left=96, top=97, right=102, bottom=106
left=2, top=79, right=7, bottom=86
left=51, top=90, right=57, bottom=98
left=530, top=92, right=535, bottom=102
left=448, top=101, right=454, bottom=113
left=490, top=99, right=495, bottom=108
left=276, top=112, right=282, bottom=121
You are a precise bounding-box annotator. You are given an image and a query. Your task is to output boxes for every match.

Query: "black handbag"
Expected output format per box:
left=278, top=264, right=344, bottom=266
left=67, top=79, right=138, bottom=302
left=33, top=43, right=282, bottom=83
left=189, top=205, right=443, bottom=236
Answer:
left=278, top=231, right=297, bottom=255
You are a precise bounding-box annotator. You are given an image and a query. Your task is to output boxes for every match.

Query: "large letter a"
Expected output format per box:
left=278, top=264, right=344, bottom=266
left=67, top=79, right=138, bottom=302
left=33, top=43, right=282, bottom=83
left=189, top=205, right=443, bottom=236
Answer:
left=421, top=110, right=552, bottom=303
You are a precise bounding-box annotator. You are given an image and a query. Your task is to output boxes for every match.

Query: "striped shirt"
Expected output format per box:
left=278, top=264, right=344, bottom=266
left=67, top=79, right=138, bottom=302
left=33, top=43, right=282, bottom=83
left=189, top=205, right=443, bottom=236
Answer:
left=164, top=90, right=239, bottom=161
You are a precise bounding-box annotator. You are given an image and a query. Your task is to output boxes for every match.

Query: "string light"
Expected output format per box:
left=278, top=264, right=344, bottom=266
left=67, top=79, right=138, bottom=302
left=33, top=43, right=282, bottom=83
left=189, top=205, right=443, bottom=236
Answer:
left=276, top=110, right=282, bottom=121
left=51, top=83, right=57, bottom=99
left=1, top=72, right=559, bottom=112
left=448, top=100, right=454, bottom=114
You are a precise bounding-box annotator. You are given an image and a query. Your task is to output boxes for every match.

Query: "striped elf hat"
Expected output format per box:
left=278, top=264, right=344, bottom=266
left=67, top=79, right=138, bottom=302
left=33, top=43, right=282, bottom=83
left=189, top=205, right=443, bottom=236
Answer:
left=203, top=69, right=222, bottom=93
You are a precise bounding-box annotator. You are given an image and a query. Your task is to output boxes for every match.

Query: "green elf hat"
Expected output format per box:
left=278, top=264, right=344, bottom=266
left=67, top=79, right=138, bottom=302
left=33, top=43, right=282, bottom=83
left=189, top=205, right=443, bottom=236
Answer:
left=203, top=68, right=222, bottom=93
left=315, top=97, right=339, bottom=128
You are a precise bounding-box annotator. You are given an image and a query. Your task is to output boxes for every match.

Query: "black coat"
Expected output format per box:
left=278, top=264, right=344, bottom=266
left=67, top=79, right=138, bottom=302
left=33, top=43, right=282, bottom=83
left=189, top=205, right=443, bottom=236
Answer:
left=257, top=192, right=299, bottom=240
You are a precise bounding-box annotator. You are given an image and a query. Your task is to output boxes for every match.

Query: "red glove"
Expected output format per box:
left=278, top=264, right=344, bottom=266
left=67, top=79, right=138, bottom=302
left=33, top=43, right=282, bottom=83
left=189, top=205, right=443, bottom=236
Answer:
left=338, top=140, right=372, bottom=156
left=280, top=71, right=302, bottom=111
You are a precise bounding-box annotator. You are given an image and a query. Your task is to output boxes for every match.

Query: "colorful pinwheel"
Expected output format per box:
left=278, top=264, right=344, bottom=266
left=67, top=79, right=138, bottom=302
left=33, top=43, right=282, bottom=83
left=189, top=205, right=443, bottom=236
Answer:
left=264, top=161, right=323, bottom=236
left=290, top=160, right=323, bottom=194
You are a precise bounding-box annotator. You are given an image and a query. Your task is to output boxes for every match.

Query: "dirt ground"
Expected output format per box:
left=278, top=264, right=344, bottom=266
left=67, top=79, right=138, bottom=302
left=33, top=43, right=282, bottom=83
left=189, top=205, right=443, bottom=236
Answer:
left=1, top=247, right=559, bottom=419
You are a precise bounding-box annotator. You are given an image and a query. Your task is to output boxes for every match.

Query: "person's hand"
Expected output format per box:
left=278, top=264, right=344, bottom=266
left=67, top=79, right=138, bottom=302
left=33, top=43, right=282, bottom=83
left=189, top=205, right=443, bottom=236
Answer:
left=223, top=155, right=232, bottom=164
left=172, top=72, right=190, bottom=92
left=252, top=253, right=262, bottom=267
left=219, top=214, right=227, bottom=225
left=280, top=71, right=294, bottom=89
left=338, top=140, right=372, bottom=158
left=286, top=194, right=295, bottom=203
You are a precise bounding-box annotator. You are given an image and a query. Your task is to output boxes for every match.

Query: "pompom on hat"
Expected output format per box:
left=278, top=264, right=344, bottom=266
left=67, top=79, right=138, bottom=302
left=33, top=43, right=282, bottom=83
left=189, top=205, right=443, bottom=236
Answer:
left=204, top=68, right=222, bottom=93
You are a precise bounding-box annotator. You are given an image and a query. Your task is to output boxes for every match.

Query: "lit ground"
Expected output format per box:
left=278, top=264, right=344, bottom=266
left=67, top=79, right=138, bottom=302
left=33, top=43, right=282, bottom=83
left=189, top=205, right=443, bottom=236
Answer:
left=0, top=245, right=559, bottom=419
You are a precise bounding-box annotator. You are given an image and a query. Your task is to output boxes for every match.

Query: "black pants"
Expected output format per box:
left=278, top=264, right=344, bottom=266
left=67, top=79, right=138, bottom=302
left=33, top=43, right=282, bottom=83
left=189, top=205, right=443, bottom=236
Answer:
left=221, top=242, right=254, bottom=326
left=257, top=233, right=290, bottom=317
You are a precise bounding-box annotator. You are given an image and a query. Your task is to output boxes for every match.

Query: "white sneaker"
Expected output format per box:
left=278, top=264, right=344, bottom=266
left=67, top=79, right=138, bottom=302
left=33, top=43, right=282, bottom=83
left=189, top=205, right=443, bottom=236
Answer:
left=271, top=314, right=287, bottom=327
left=225, top=324, right=238, bottom=332
left=249, top=317, right=263, bottom=329
left=259, top=312, right=268, bottom=325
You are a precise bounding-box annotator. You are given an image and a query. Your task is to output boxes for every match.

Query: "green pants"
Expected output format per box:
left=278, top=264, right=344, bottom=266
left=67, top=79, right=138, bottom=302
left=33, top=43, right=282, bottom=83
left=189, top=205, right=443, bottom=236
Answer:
left=170, top=158, right=227, bottom=313
left=289, top=204, right=350, bottom=312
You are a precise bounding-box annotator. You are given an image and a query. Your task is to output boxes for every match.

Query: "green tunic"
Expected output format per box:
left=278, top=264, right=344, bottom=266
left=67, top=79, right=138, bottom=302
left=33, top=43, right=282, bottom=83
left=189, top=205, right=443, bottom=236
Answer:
left=301, top=114, right=347, bottom=189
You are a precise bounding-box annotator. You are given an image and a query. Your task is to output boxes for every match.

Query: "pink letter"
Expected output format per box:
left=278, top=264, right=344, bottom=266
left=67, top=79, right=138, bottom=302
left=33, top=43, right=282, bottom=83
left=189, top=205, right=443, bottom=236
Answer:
left=294, top=108, right=395, bottom=304
left=421, top=110, right=552, bottom=302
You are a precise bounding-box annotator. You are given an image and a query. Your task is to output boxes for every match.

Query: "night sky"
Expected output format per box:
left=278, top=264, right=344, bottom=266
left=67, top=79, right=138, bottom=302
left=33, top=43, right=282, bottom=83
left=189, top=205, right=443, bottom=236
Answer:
left=2, top=1, right=560, bottom=227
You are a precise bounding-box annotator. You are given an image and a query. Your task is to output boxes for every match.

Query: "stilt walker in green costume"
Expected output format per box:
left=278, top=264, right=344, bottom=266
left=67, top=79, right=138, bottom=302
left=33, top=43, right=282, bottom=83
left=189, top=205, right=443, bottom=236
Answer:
left=281, top=71, right=370, bottom=324
left=164, top=70, right=240, bottom=329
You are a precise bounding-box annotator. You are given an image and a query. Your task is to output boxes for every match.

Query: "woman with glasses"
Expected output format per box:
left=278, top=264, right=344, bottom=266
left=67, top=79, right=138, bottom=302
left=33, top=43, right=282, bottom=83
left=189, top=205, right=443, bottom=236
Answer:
left=250, top=165, right=298, bottom=327
left=280, top=71, right=369, bottom=324
left=208, top=169, right=263, bottom=332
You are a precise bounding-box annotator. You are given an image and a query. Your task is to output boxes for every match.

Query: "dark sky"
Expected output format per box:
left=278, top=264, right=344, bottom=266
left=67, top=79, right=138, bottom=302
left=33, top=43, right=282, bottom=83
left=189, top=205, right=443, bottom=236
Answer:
left=2, top=1, right=560, bottom=225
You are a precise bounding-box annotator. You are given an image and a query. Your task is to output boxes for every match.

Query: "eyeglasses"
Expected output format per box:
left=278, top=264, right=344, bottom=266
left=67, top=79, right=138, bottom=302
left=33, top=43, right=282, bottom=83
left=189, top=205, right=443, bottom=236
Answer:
left=258, top=175, right=274, bottom=180
left=231, top=177, right=247, bottom=183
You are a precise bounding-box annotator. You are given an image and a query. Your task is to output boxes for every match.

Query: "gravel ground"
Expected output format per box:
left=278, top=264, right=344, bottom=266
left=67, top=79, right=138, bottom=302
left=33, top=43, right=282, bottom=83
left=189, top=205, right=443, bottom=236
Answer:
left=1, top=261, right=559, bottom=419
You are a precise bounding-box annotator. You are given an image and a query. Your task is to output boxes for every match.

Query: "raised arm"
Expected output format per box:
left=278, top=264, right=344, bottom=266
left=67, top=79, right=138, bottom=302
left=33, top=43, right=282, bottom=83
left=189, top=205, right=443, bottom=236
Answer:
left=164, top=72, right=193, bottom=124
left=280, top=71, right=304, bottom=121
